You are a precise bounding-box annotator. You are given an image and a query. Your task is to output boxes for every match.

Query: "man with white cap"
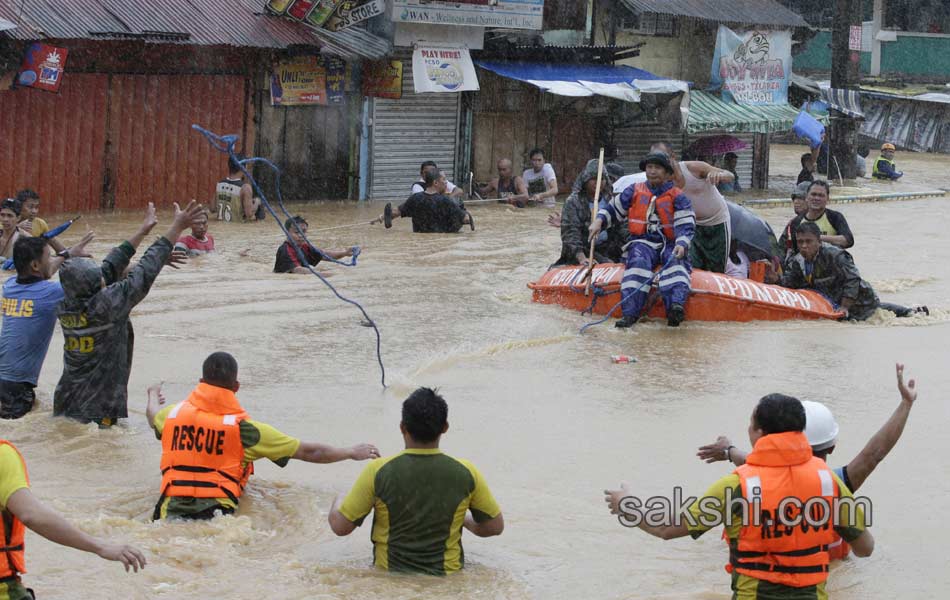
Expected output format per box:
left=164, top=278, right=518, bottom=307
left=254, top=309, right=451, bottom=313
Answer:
left=697, top=362, right=918, bottom=558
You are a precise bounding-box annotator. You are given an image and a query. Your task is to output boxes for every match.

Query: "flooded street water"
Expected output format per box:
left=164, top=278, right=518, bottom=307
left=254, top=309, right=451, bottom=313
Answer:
left=4, top=168, right=950, bottom=598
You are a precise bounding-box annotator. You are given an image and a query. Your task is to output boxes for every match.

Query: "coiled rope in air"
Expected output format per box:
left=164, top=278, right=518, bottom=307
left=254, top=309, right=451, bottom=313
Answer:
left=193, top=124, right=386, bottom=388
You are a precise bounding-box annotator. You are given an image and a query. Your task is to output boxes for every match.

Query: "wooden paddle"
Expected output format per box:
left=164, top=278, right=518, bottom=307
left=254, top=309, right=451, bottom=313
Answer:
left=584, top=148, right=606, bottom=297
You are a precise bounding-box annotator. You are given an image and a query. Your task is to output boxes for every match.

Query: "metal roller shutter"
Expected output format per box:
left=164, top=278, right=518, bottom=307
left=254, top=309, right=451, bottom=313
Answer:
left=369, top=51, right=461, bottom=200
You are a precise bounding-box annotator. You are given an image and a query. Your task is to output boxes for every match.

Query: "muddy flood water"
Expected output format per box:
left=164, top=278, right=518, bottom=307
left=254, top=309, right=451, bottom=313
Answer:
left=4, top=155, right=950, bottom=599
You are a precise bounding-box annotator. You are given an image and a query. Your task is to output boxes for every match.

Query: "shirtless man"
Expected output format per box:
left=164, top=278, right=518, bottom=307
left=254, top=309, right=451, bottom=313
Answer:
left=478, top=159, right=528, bottom=206
left=652, top=142, right=731, bottom=273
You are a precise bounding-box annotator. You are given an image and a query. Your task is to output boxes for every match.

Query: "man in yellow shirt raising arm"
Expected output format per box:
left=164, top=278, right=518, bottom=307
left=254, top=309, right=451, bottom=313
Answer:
left=604, top=394, right=874, bottom=600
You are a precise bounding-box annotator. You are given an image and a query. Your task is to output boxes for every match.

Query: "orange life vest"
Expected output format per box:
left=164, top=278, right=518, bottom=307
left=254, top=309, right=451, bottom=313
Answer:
left=0, top=440, right=28, bottom=582
left=731, top=431, right=839, bottom=588
left=159, top=383, right=252, bottom=504
left=827, top=536, right=850, bottom=560
left=627, top=182, right=680, bottom=240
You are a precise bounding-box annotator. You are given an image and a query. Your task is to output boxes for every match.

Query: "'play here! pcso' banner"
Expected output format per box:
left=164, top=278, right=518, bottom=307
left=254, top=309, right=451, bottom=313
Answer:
left=412, top=46, right=479, bottom=94
left=710, top=25, right=792, bottom=105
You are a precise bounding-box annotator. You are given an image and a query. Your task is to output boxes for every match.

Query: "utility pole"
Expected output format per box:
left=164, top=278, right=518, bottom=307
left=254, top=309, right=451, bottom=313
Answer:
left=828, top=0, right=862, bottom=179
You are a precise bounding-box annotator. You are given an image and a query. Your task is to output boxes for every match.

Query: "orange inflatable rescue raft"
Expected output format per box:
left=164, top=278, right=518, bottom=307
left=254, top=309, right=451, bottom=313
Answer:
left=528, top=263, right=845, bottom=322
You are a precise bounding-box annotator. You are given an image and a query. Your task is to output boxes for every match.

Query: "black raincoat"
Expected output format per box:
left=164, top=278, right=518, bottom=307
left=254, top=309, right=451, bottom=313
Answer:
left=553, top=191, right=629, bottom=267
left=53, top=237, right=173, bottom=422
left=781, top=243, right=879, bottom=320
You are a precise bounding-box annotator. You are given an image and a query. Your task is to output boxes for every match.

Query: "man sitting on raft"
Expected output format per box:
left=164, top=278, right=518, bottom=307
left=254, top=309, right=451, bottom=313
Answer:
left=552, top=167, right=627, bottom=267
left=768, top=222, right=926, bottom=320
left=373, top=168, right=474, bottom=233
left=589, top=153, right=695, bottom=328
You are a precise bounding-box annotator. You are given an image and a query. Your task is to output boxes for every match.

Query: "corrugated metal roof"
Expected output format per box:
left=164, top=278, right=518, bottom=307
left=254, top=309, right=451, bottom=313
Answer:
left=0, top=0, right=391, bottom=59
left=621, top=0, right=809, bottom=29
left=687, top=90, right=825, bottom=134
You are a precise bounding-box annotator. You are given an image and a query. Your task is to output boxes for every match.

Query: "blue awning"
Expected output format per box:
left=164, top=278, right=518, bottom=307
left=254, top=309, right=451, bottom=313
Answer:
left=475, top=60, right=689, bottom=102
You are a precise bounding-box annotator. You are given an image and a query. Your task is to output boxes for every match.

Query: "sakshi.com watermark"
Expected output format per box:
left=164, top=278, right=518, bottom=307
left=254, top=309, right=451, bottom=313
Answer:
left=616, top=487, right=872, bottom=530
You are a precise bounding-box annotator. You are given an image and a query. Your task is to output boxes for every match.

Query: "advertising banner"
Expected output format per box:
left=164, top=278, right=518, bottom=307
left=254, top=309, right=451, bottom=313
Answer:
left=265, top=0, right=294, bottom=14
left=286, top=0, right=317, bottom=21
left=392, top=0, right=543, bottom=30
left=270, top=56, right=327, bottom=106
left=17, top=43, right=68, bottom=93
left=325, top=56, right=347, bottom=104
left=362, top=60, right=403, bottom=99
left=710, top=26, right=791, bottom=105
left=305, top=0, right=344, bottom=27
left=412, top=46, right=479, bottom=93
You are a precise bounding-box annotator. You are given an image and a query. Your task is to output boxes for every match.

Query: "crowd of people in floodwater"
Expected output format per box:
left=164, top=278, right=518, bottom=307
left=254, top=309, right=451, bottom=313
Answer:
left=0, top=140, right=927, bottom=599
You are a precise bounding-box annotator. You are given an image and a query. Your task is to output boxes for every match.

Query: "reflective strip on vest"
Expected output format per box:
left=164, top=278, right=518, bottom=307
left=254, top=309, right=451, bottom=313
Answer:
left=818, top=470, right=834, bottom=497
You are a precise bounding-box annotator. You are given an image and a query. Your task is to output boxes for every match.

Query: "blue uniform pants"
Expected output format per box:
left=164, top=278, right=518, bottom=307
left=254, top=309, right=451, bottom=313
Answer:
left=620, top=240, right=692, bottom=318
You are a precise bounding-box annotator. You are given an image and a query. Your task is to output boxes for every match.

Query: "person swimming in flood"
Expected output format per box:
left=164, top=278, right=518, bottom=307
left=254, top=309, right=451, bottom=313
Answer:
left=767, top=222, right=927, bottom=320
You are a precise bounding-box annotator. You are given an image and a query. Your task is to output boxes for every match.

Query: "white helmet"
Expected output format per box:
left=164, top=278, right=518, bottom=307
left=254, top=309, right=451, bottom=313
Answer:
left=802, top=401, right=839, bottom=451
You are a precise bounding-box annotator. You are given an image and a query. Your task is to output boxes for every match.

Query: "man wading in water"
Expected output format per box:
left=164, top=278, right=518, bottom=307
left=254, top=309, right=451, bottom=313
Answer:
left=605, top=394, right=874, bottom=599
left=53, top=201, right=201, bottom=427
left=147, top=352, right=379, bottom=520
left=768, top=222, right=926, bottom=320
left=373, top=168, right=474, bottom=233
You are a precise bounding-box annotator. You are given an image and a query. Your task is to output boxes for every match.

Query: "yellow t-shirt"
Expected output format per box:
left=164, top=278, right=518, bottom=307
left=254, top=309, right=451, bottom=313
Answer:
left=19, top=218, right=49, bottom=238
left=0, top=444, right=29, bottom=510
left=686, top=472, right=867, bottom=600
left=802, top=212, right=837, bottom=237
left=339, top=448, right=501, bottom=575
left=0, top=444, right=30, bottom=600
left=151, top=405, right=301, bottom=518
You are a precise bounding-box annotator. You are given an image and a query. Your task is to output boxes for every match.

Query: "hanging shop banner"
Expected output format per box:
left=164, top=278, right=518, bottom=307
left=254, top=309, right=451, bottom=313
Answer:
left=270, top=56, right=327, bottom=106
left=710, top=26, right=791, bottom=106
left=362, top=60, right=403, bottom=99
left=286, top=0, right=317, bottom=21
left=325, top=0, right=386, bottom=31
left=325, top=56, right=347, bottom=104
left=17, top=43, right=68, bottom=93
left=412, top=46, right=479, bottom=93
left=305, top=0, right=344, bottom=27
left=265, top=0, right=294, bottom=14
left=392, top=0, right=543, bottom=30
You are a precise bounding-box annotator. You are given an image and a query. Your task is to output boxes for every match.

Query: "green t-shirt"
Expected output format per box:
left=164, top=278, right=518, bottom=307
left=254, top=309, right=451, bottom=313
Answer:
left=339, top=449, right=501, bottom=575
left=151, top=405, right=301, bottom=519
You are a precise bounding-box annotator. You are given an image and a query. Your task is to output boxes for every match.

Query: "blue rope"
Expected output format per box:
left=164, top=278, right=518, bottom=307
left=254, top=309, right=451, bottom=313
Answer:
left=578, top=252, right=677, bottom=334
left=579, top=296, right=625, bottom=334
left=192, top=124, right=386, bottom=388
